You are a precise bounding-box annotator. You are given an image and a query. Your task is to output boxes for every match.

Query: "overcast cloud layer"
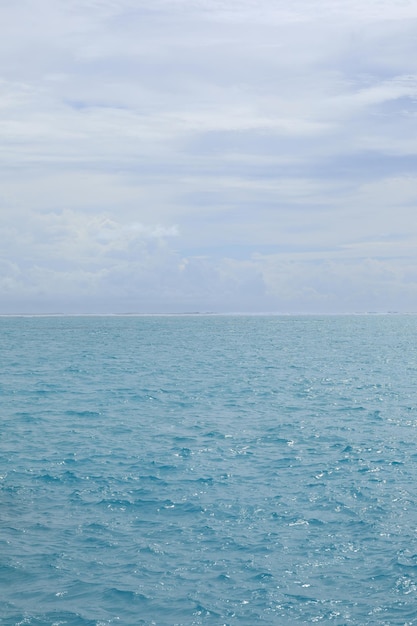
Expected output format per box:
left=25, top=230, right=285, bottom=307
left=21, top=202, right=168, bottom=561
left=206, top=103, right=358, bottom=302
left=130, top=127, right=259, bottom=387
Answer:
left=1, top=0, right=417, bottom=313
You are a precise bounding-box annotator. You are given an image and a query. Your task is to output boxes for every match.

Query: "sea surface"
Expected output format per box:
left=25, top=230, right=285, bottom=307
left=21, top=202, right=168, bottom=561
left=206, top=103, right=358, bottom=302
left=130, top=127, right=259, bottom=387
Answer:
left=1, top=315, right=417, bottom=625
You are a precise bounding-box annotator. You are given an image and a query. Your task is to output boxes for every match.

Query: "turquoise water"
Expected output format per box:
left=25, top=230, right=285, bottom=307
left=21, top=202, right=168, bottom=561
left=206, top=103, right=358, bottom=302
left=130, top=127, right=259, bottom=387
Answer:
left=1, top=315, right=417, bottom=625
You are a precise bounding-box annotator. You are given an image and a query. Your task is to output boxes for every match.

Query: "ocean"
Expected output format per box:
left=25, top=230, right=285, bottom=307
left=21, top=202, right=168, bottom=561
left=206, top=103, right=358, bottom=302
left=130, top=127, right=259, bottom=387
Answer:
left=1, top=314, right=417, bottom=625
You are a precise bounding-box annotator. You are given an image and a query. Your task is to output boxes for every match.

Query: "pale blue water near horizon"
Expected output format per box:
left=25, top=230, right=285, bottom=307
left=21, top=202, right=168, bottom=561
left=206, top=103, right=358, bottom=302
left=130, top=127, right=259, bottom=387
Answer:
left=2, top=314, right=417, bottom=625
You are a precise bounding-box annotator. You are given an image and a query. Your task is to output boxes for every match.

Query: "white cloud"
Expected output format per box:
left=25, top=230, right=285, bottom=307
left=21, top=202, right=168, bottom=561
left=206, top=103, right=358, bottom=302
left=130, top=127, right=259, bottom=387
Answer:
left=1, top=0, right=417, bottom=312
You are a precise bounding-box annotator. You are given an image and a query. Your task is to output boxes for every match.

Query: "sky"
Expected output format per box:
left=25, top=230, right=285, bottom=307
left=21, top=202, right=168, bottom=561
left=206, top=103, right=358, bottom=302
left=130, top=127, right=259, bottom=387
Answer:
left=1, top=0, right=417, bottom=314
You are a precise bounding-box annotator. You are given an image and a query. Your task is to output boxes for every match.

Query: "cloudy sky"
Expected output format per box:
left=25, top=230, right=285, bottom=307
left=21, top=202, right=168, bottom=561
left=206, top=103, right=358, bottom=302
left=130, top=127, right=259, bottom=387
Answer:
left=1, top=0, right=417, bottom=313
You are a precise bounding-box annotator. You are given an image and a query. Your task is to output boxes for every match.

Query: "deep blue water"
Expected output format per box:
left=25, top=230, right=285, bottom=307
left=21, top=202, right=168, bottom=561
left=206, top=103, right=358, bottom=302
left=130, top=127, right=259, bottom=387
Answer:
left=1, top=315, right=417, bottom=625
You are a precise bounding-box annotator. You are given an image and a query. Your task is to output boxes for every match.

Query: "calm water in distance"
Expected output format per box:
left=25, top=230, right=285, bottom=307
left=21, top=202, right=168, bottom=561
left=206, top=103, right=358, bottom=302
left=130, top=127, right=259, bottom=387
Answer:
left=1, top=315, right=417, bottom=625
